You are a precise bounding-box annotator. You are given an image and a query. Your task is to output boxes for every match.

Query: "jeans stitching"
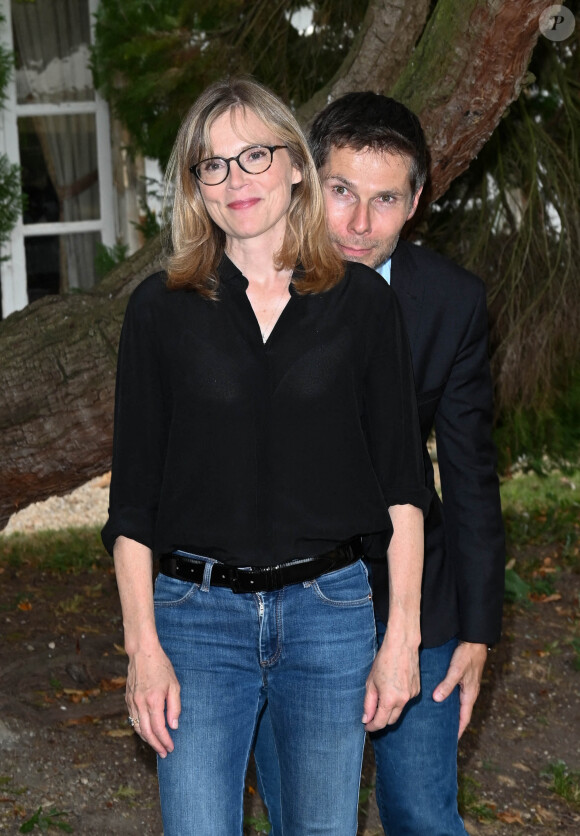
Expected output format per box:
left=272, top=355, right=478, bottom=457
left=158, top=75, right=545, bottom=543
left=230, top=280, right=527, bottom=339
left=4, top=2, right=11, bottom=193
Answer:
left=153, top=574, right=200, bottom=607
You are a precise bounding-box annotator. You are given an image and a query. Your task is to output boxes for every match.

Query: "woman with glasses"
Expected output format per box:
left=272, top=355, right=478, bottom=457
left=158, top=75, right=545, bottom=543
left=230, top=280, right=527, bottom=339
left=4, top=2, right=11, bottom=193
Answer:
left=102, top=76, right=430, bottom=836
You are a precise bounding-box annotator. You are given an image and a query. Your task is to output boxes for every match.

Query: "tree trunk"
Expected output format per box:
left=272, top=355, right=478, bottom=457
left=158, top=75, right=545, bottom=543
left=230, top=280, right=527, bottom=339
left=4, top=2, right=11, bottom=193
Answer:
left=0, top=238, right=162, bottom=528
left=0, top=0, right=548, bottom=525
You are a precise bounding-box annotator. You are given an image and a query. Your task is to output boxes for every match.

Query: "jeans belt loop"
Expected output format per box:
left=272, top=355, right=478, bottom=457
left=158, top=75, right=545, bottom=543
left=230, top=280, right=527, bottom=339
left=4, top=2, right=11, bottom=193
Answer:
left=201, top=560, right=213, bottom=593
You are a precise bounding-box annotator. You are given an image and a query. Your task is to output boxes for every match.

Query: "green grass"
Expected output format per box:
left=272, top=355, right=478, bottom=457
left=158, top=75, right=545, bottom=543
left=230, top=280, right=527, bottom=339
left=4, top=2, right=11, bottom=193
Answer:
left=0, top=527, right=108, bottom=573
left=19, top=806, right=73, bottom=832
left=500, top=469, right=580, bottom=597
left=543, top=760, right=580, bottom=806
left=500, top=469, right=580, bottom=548
left=457, top=773, right=496, bottom=822
left=243, top=813, right=271, bottom=834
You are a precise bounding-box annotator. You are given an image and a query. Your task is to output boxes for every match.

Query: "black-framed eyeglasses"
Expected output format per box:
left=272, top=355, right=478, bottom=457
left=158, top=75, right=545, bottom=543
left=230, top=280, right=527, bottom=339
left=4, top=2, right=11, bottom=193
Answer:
left=190, top=145, right=289, bottom=185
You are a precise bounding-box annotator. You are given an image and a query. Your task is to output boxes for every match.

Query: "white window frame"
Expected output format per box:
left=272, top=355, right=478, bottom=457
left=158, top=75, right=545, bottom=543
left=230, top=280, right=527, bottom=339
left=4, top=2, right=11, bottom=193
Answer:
left=0, top=0, right=115, bottom=317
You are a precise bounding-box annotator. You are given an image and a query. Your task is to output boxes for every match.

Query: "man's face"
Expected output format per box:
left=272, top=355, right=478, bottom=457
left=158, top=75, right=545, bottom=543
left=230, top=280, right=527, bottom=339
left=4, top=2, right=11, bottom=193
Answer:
left=319, top=145, right=422, bottom=269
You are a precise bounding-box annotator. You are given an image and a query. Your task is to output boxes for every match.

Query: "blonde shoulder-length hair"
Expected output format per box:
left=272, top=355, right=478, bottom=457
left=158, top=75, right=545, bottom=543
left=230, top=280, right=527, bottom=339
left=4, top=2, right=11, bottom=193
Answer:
left=164, top=76, right=344, bottom=298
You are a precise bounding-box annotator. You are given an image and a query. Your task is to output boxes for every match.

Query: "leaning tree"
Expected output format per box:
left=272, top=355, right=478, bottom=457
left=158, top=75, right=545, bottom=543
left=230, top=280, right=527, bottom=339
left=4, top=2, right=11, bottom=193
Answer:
left=0, top=0, right=568, bottom=525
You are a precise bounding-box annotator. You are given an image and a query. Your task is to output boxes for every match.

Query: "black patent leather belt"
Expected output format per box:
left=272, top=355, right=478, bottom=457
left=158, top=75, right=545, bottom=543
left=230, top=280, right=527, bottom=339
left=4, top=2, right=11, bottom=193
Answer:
left=159, top=538, right=361, bottom=593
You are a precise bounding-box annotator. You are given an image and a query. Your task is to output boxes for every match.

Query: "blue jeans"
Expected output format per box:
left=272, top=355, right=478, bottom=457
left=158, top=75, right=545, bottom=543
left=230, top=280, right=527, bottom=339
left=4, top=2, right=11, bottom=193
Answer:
left=154, top=556, right=375, bottom=836
left=371, top=622, right=467, bottom=835
left=254, top=623, right=467, bottom=836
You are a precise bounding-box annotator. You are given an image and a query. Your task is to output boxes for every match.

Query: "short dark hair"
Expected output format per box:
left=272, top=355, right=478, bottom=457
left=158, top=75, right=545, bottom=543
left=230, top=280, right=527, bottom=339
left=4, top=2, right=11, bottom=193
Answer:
left=309, top=92, right=428, bottom=196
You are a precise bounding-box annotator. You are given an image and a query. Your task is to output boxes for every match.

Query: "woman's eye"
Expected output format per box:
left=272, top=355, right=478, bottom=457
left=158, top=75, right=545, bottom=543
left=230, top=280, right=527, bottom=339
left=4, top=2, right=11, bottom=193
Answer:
left=204, top=159, right=225, bottom=172
left=246, top=148, right=268, bottom=162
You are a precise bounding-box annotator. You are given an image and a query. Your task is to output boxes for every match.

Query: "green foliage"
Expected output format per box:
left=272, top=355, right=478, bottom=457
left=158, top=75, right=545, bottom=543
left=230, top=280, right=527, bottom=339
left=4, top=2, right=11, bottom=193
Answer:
left=494, top=364, right=580, bottom=474
left=543, top=760, right=580, bottom=806
left=19, top=807, right=73, bottom=833
left=132, top=200, right=161, bottom=241
left=422, top=26, right=580, bottom=461
left=0, top=14, right=23, bottom=248
left=503, top=568, right=530, bottom=605
left=0, top=153, right=25, bottom=250
left=94, top=240, right=129, bottom=279
left=91, top=0, right=368, bottom=168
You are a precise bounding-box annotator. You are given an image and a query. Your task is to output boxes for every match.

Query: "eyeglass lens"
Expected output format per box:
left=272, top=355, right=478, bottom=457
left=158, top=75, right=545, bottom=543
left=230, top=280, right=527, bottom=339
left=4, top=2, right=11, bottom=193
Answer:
left=196, top=146, right=273, bottom=184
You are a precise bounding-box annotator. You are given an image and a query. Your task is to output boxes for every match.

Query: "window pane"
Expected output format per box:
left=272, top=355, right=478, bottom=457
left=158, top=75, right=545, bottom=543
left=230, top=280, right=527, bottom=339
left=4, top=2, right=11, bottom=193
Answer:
left=12, top=0, right=94, bottom=105
left=25, top=232, right=100, bottom=301
left=20, top=114, right=100, bottom=224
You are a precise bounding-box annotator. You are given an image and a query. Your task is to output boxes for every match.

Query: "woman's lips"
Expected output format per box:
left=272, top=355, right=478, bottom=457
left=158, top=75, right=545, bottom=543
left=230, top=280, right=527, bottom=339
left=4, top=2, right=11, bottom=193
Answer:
left=227, top=198, right=261, bottom=210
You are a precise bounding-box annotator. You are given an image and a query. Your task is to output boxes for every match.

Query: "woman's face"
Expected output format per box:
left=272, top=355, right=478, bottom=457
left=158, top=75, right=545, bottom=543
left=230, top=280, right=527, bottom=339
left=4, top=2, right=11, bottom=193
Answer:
left=197, top=108, right=302, bottom=253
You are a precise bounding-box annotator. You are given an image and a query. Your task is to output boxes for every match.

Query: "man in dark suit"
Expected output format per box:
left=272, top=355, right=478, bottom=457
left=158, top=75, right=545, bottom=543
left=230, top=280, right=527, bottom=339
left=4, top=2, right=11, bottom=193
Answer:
left=310, top=93, right=505, bottom=834
left=253, top=94, right=505, bottom=835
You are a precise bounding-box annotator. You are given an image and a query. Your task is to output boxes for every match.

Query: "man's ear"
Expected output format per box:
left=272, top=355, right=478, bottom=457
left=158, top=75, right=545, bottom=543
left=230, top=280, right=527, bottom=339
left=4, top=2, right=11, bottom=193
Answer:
left=406, top=185, right=423, bottom=221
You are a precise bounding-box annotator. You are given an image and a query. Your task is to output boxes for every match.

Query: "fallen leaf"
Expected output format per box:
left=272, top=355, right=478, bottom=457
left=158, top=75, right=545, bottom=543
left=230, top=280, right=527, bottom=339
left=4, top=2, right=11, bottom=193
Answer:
left=534, top=804, right=557, bottom=823
left=99, top=676, right=126, bottom=691
left=497, top=810, right=525, bottom=825
left=63, top=687, right=101, bottom=703
left=513, top=762, right=532, bottom=772
left=497, top=774, right=517, bottom=787
left=104, top=728, right=134, bottom=738
left=530, top=593, right=562, bottom=603
left=64, top=716, right=99, bottom=727
left=17, top=600, right=32, bottom=611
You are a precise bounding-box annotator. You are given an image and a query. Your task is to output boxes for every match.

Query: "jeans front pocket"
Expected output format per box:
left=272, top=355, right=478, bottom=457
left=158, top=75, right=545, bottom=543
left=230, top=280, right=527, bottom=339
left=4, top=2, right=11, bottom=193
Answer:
left=153, top=572, right=199, bottom=607
left=306, top=559, right=373, bottom=607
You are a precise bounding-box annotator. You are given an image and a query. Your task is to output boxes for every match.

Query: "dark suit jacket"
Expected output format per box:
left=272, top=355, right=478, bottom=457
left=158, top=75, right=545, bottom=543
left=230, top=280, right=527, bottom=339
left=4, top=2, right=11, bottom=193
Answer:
left=371, top=240, right=505, bottom=648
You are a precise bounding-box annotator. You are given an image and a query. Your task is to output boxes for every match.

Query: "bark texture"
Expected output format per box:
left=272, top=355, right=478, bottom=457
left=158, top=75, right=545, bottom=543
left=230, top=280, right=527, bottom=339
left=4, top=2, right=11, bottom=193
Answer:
left=0, top=238, right=162, bottom=528
left=297, top=0, right=432, bottom=128
left=0, top=0, right=549, bottom=524
left=393, top=0, right=548, bottom=200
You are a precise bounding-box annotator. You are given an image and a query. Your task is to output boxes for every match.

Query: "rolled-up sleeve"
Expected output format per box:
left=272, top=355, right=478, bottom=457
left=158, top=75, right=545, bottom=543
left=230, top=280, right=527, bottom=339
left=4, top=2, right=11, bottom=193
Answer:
left=363, top=292, right=432, bottom=516
left=101, top=277, right=170, bottom=556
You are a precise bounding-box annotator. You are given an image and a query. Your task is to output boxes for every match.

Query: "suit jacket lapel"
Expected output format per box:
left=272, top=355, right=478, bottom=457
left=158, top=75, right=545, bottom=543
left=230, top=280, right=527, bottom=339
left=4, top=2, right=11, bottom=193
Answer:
left=390, top=240, right=425, bottom=351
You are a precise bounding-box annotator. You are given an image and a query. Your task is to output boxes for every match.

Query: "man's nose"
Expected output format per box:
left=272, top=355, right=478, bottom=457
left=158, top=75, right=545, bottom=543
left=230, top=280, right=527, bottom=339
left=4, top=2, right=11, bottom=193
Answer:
left=347, top=202, right=371, bottom=235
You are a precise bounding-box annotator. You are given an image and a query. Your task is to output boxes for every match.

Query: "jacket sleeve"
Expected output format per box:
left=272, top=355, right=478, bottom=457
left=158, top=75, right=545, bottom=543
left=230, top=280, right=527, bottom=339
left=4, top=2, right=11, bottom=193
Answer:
left=101, top=278, right=170, bottom=556
left=434, top=282, right=505, bottom=644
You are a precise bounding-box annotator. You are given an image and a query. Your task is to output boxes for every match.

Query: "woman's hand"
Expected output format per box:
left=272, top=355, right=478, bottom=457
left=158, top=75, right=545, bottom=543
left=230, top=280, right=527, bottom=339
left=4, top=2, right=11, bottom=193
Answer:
left=362, top=503, right=423, bottom=731
left=362, top=626, right=420, bottom=731
left=113, top=537, right=181, bottom=757
left=126, top=640, right=181, bottom=757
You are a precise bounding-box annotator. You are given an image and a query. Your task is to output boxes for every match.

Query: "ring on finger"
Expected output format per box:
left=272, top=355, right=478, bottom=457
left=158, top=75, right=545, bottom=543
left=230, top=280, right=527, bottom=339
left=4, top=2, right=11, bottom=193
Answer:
left=128, top=716, right=140, bottom=728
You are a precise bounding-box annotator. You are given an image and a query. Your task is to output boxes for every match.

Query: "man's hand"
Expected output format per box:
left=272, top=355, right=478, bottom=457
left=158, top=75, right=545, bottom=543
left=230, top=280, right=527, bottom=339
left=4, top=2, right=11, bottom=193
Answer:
left=362, top=631, right=420, bottom=732
left=433, top=641, right=488, bottom=738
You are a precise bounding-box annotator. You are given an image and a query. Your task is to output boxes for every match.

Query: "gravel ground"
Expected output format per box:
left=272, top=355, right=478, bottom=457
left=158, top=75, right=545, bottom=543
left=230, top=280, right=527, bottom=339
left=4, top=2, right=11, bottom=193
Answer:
left=4, top=474, right=111, bottom=535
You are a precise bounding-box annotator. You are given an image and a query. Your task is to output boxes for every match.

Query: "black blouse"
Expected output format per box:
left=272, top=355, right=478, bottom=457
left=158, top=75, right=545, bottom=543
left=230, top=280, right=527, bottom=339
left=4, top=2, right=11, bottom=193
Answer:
left=101, top=255, right=430, bottom=566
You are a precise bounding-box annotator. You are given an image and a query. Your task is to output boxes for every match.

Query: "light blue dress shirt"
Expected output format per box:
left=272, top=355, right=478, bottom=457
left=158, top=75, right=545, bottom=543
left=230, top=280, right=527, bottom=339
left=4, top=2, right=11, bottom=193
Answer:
left=376, top=257, right=391, bottom=284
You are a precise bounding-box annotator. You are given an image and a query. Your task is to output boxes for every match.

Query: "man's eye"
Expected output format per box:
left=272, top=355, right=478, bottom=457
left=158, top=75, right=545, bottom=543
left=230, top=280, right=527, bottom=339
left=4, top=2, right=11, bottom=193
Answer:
left=333, top=186, right=349, bottom=196
left=378, top=195, right=394, bottom=204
